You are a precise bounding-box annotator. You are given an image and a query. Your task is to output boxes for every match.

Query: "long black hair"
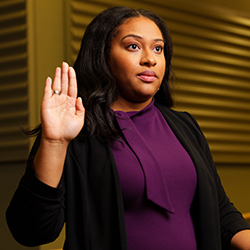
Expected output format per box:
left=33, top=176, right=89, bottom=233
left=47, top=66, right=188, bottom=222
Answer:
left=26, top=6, right=174, bottom=139
left=74, top=6, right=174, bottom=139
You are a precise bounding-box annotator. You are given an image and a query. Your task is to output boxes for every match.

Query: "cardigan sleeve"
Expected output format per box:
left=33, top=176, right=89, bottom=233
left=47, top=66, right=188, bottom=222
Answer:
left=185, top=112, right=250, bottom=249
left=6, top=133, right=65, bottom=247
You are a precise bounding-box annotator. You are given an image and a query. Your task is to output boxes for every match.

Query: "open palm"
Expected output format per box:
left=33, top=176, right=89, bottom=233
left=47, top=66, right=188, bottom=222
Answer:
left=41, top=62, right=85, bottom=142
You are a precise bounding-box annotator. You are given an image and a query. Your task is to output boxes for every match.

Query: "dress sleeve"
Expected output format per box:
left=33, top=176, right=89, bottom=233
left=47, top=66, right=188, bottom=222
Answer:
left=185, top=112, right=250, bottom=249
left=6, top=133, right=65, bottom=247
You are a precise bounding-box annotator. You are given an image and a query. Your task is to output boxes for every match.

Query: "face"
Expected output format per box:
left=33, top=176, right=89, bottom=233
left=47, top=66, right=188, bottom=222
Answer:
left=108, top=16, right=166, bottom=111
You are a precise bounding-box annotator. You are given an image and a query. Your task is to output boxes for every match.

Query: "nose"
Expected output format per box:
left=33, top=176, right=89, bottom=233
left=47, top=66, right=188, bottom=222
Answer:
left=140, top=49, right=157, bottom=67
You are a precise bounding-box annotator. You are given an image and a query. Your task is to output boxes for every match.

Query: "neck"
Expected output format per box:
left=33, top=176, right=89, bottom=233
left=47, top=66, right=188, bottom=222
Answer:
left=110, top=97, right=153, bottom=112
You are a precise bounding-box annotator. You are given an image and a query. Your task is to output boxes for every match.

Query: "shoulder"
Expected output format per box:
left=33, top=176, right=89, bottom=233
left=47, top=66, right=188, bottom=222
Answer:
left=154, top=103, right=210, bottom=153
left=154, top=102, right=202, bottom=133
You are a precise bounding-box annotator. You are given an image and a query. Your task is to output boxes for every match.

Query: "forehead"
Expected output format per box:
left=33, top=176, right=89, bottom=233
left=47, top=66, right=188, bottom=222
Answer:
left=116, top=16, right=163, bottom=39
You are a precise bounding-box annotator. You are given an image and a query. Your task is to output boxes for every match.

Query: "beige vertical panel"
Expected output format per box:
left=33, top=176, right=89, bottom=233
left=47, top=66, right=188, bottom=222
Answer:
left=68, top=0, right=250, bottom=164
left=0, top=0, right=29, bottom=162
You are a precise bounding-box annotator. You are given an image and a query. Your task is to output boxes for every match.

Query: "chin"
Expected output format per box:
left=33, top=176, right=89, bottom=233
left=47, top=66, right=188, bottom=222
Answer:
left=132, top=94, right=154, bottom=103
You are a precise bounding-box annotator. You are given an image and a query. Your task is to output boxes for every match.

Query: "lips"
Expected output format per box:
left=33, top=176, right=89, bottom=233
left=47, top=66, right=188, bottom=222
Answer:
left=137, top=70, right=156, bottom=82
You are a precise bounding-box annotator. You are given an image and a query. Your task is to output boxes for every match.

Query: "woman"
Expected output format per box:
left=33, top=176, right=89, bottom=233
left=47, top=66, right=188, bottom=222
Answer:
left=6, top=6, right=250, bottom=250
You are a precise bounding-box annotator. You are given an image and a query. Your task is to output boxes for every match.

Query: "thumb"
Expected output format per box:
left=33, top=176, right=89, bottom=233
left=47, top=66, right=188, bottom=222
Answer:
left=75, top=97, right=85, bottom=119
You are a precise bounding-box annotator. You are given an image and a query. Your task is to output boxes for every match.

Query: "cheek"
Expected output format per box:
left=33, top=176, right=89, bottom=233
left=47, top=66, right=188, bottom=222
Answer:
left=114, top=59, right=135, bottom=80
left=159, top=59, right=166, bottom=78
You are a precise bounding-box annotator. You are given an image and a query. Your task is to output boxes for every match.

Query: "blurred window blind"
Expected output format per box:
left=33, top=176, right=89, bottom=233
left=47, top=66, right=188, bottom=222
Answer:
left=0, top=0, right=29, bottom=163
left=68, top=0, right=250, bottom=164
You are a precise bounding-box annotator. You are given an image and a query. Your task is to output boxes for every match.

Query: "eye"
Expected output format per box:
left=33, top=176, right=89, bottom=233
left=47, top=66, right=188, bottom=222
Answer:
left=153, top=46, right=163, bottom=53
left=127, top=44, right=139, bottom=50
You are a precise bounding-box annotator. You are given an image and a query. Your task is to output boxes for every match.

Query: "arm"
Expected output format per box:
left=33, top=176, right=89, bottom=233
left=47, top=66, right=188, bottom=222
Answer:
left=6, top=62, right=85, bottom=246
left=184, top=112, right=250, bottom=249
left=34, top=62, right=85, bottom=187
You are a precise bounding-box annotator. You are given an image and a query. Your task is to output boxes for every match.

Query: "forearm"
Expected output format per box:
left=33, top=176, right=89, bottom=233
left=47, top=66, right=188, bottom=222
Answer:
left=33, top=137, right=69, bottom=188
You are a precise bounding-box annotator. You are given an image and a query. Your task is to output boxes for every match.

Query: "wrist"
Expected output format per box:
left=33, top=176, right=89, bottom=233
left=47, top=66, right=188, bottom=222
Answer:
left=39, top=137, right=70, bottom=153
left=41, top=133, right=70, bottom=146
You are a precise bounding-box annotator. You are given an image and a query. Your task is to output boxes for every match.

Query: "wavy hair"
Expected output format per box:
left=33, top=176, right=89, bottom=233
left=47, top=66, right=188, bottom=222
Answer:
left=74, top=6, right=174, bottom=139
left=26, top=6, right=174, bottom=139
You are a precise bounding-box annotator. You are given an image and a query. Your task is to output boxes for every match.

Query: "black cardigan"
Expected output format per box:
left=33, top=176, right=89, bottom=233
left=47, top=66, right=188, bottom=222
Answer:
left=6, top=103, right=250, bottom=249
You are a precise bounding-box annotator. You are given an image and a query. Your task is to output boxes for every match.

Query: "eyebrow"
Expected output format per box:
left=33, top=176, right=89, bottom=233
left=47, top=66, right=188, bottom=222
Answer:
left=122, top=34, right=165, bottom=43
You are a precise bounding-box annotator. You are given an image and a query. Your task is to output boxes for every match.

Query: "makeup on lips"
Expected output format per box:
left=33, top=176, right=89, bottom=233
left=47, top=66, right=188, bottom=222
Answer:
left=137, top=70, right=156, bottom=82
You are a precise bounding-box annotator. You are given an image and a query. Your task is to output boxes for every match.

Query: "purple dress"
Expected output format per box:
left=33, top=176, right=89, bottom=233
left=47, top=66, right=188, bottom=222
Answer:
left=109, top=100, right=197, bottom=250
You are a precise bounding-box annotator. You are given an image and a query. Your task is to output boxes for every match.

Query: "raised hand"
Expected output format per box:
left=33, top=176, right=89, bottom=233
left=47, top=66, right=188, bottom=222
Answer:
left=33, top=62, right=85, bottom=187
left=41, top=62, right=85, bottom=143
